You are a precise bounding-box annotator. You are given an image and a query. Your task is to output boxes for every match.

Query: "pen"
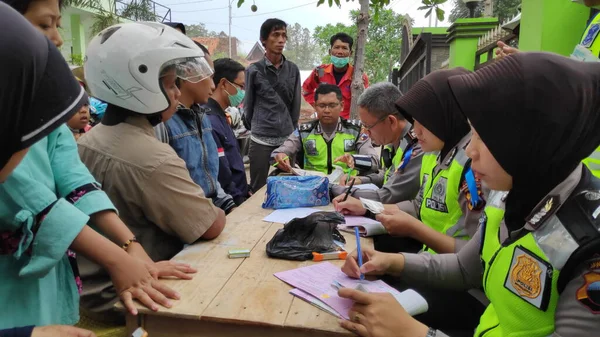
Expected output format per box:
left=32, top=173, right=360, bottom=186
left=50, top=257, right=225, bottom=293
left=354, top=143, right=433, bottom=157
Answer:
left=272, top=156, right=289, bottom=167
left=355, top=226, right=364, bottom=280
left=342, top=178, right=355, bottom=202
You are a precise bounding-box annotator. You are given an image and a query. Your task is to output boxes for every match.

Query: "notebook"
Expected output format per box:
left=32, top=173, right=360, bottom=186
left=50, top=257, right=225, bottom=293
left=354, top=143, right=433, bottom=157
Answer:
left=337, top=216, right=388, bottom=237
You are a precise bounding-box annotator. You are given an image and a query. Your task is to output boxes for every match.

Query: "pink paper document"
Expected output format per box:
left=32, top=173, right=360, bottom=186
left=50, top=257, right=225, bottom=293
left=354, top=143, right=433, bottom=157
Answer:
left=275, top=262, right=426, bottom=319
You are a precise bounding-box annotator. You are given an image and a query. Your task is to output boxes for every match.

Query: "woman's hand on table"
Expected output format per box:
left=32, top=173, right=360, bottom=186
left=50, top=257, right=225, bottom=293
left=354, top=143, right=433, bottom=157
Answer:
left=108, top=254, right=180, bottom=315
left=154, top=260, right=197, bottom=280
left=338, top=288, right=429, bottom=337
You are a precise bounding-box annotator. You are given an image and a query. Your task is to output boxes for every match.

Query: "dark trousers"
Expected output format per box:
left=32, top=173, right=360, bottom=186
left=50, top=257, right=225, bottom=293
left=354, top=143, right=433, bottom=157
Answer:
left=374, top=235, right=485, bottom=336
left=249, top=140, right=278, bottom=192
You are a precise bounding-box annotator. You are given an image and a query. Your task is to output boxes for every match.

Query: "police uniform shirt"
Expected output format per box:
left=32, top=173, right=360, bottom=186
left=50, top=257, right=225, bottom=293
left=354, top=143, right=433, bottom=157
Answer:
left=330, top=123, right=424, bottom=204
left=397, top=132, right=489, bottom=252
left=400, top=165, right=600, bottom=337
left=271, top=118, right=379, bottom=171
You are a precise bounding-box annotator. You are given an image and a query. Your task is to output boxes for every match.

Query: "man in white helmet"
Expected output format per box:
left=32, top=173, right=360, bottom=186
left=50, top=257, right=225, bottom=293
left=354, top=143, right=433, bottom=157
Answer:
left=77, top=22, right=226, bottom=324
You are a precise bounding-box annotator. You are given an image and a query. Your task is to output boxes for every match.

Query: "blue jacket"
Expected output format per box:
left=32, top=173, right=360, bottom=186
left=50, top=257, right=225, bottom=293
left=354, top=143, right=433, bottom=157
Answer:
left=203, top=99, right=250, bottom=204
left=0, top=125, right=116, bottom=328
left=155, top=104, right=236, bottom=213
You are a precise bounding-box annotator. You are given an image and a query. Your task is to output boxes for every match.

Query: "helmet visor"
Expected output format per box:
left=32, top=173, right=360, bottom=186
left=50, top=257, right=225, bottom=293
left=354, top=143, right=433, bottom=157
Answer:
left=162, top=56, right=213, bottom=83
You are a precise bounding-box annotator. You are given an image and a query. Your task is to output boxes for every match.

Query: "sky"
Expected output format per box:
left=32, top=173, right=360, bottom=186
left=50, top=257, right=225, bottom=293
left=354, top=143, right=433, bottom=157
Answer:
left=164, top=0, right=454, bottom=55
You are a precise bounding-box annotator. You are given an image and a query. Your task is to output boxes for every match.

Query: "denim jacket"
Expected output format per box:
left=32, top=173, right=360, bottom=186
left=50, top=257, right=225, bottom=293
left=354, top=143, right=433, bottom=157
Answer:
left=155, top=104, right=235, bottom=213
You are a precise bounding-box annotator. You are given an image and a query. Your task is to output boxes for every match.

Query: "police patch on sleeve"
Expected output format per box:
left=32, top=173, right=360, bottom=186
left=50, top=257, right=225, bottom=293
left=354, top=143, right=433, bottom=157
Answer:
left=577, top=259, right=600, bottom=314
left=504, top=246, right=552, bottom=311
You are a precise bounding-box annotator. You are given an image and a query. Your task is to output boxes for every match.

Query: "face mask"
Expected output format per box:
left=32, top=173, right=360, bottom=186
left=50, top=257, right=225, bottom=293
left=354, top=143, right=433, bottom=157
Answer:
left=226, top=81, right=245, bottom=107
left=330, top=55, right=350, bottom=68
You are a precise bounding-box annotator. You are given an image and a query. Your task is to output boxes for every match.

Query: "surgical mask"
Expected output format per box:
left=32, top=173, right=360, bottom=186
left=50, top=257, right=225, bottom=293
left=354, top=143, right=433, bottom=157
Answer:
left=226, top=81, right=245, bottom=107
left=330, top=55, right=350, bottom=68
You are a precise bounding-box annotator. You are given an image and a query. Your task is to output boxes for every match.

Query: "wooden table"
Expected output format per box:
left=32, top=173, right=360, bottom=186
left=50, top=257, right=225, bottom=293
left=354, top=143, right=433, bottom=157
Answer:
left=125, top=187, right=373, bottom=337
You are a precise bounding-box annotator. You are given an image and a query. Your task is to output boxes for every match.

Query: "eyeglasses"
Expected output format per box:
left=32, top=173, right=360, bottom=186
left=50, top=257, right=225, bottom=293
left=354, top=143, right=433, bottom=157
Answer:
left=315, top=102, right=340, bottom=110
left=227, top=80, right=245, bottom=90
left=362, top=115, right=388, bottom=131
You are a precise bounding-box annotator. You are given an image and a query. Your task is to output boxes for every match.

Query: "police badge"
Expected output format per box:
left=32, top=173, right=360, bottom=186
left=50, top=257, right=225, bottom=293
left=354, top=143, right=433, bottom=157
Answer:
left=504, top=246, right=552, bottom=310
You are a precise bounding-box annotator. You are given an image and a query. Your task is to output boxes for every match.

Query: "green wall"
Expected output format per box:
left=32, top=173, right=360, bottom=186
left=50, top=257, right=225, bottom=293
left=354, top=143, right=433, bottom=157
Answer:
left=519, top=0, right=590, bottom=56
left=447, top=18, right=498, bottom=70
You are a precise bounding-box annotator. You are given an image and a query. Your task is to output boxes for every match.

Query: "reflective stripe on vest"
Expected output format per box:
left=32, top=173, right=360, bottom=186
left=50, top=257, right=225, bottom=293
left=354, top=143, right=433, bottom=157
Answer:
left=415, top=148, right=470, bottom=251
left=581, top=13, right=600, bottom=57
left=583, top=145, right=600, bottom=178
left=476, top=196, right=580, bottom=337
left=301, top=128, right=359, bottom=175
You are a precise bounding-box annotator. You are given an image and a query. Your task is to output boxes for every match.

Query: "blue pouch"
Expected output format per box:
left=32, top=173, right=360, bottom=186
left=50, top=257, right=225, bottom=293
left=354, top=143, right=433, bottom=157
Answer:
left=262, top=176, right=330, bottom=209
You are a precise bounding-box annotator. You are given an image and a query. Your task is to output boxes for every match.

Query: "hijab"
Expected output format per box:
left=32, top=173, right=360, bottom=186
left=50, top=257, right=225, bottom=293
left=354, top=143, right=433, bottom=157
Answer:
left=449, top=52, right=600, bottom=231
left=0, top=3, right=87, bottom=170
left=395, top=68, right=472, bottom=160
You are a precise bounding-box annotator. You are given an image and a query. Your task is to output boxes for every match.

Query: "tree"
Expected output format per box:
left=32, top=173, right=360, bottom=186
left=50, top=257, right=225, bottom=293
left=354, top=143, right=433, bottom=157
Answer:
left=449, top=0, right=520, bottom=23
left=313, top=9, right=406, bottom=83
left=118, top=0, right=157, bottom=22
left=418, top=0, right=447, bottom=27
left=186, top=23, right=219, bottom=38
left=493, top=0, right=521, bottom=22
left=285, top=23, right=321, bottom=69
left=448, top=0, right=483, bottom=22
left=236, top=0, right=392, bottom=8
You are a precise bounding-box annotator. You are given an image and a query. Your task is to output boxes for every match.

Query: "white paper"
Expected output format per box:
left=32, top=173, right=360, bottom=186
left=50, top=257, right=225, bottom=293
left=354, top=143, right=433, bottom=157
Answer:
left=262, top=208, right=320, bottom=223
left=328, top=165, right=345, bottom=184
left=391, top=289, right=429, bottom=316
left=352, top=183, right=379, bottom=191
left=359, top=197, right=385, bottom=214
left=571, top=44, right=600, bottom=63
left=338, top=216, right=387, bottom=237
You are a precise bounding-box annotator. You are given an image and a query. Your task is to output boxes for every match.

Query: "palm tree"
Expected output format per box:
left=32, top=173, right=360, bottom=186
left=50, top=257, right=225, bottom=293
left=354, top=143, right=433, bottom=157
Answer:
left=418, top=0, right=448, bottom=27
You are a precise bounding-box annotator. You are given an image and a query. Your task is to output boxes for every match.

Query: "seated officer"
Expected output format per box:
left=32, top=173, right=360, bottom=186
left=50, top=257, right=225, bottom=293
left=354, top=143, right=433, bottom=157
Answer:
left=272, top=83, right=378, bottom=175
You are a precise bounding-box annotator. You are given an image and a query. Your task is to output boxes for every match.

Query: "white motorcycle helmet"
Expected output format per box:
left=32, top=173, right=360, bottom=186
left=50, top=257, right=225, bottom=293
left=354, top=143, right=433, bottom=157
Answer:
left=84, top=22, right=213, bottom=116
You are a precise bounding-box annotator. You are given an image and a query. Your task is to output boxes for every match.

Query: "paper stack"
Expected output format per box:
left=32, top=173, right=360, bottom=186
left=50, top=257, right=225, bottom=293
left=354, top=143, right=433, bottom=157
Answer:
left=274, top=262, right=428, bottom=319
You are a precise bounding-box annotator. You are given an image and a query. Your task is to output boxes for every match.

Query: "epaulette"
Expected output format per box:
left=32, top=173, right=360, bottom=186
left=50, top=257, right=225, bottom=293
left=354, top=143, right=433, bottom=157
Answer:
left=299, top=119, right=319, bottom=133
left=341, top=118, right=362, bottom=131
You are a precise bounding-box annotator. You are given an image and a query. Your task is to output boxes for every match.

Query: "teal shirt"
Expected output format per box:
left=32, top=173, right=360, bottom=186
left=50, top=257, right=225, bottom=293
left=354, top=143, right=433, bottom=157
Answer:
left=0, top=125, right=116, bottom=328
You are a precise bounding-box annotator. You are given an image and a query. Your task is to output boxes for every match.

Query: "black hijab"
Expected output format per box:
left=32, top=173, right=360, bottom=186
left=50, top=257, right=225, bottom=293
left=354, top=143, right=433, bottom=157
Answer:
left=395, top=68, right=472, bottom=160
left=449, top=52, right=600, bottom=231
left=0, top=3, right=87, bottom=170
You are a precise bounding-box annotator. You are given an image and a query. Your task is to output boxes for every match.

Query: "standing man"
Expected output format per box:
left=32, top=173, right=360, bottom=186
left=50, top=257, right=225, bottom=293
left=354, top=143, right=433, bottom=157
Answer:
left=244, top=18, right=301, bottom=191
left=302, top=32, right=369, bottom=120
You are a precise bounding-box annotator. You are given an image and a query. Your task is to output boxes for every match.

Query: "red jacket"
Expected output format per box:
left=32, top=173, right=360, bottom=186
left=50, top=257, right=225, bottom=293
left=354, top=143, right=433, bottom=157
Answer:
left=302, top=63, right=369, bottom=119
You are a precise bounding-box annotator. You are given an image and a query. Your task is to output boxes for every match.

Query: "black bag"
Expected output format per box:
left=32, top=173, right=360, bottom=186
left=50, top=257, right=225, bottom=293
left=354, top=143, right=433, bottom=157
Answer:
left=266, top=211, right=347, bottom=261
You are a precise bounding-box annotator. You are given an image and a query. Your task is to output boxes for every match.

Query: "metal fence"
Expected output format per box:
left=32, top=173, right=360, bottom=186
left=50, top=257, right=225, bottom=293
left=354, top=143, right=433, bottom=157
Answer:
left=392, top=33, right=432, bottom=94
